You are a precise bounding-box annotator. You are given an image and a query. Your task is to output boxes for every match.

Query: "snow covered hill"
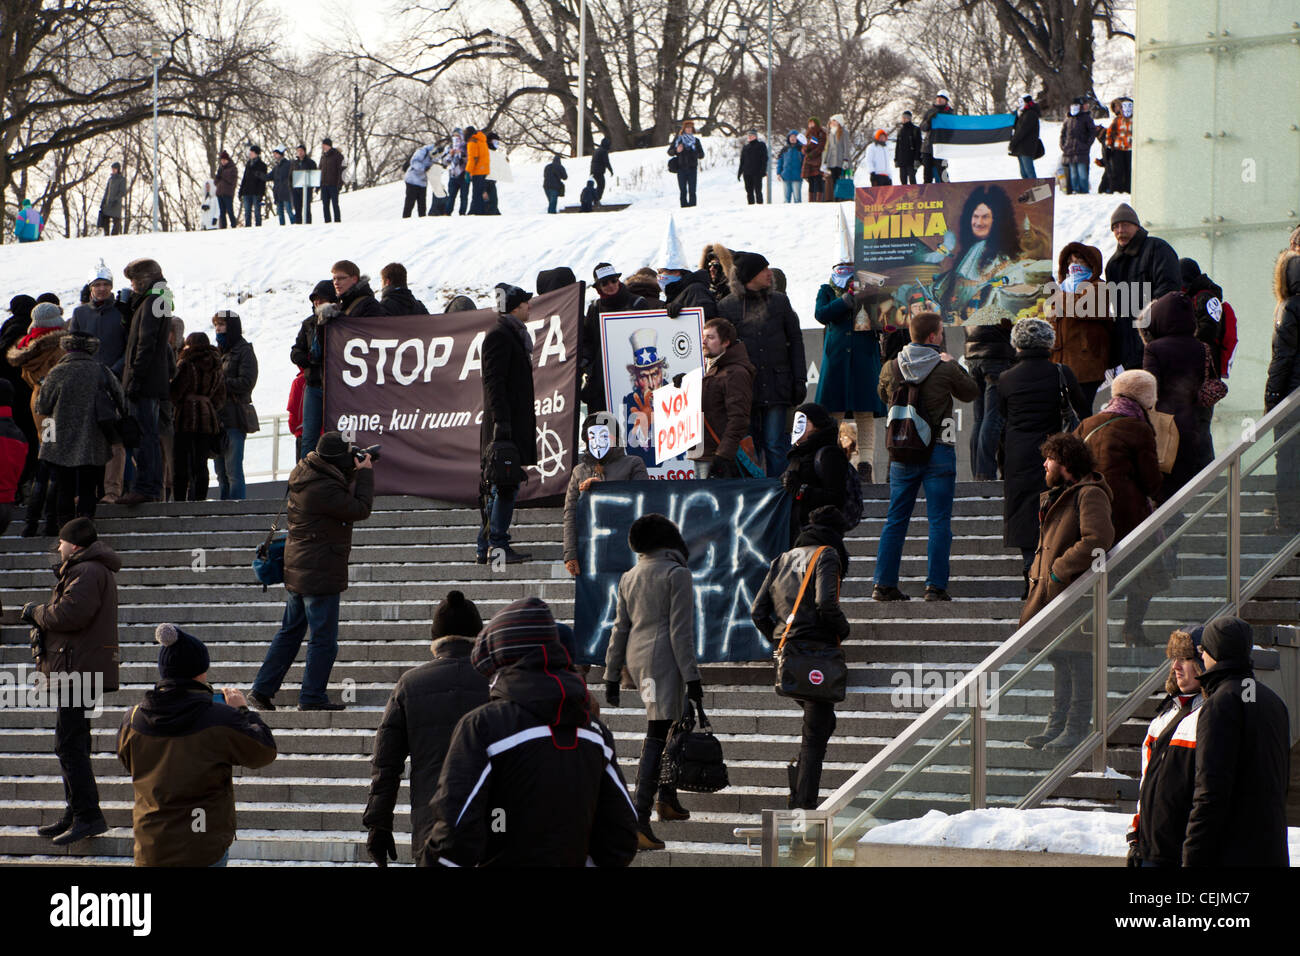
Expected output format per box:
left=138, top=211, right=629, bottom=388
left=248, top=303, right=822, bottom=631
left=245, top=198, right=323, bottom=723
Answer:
left=0, top=123, right=1121, bottom=425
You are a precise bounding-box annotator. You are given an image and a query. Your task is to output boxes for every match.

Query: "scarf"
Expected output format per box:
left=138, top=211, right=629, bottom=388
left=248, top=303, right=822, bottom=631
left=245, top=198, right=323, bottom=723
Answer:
left=1060, top=263, right=1092, bottom=293
left=501, top=312, right=534, bottom=352
left=15, top=324, right=62, bottom=350
left=1102, top=395, right=1147, bottom=420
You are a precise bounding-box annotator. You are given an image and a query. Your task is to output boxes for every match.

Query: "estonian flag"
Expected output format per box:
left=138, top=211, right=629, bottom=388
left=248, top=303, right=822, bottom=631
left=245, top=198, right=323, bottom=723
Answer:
left=930, top=113, right=1015, bottom=160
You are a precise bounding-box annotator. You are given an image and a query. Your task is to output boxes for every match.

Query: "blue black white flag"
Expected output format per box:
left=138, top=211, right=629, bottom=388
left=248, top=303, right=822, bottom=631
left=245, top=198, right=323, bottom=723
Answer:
left=929, top=113, right=1015, bottom=160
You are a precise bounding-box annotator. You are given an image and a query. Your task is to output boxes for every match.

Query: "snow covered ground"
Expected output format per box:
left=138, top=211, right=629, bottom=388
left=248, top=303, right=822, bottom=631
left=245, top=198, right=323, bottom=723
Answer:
left=860, top=807, right=1300, bottom=862
left=0, top=122, right=1121, bottom=476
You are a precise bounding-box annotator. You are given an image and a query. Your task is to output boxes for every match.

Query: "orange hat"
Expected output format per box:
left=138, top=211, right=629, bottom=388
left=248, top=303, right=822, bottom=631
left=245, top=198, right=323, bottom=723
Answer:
left=874, top=128, right=887, bottom=141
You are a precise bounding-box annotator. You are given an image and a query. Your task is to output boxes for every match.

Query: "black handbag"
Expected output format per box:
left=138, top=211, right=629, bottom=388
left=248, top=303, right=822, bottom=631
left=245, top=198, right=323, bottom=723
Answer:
left=94, top=366, right=139, bottom=447
left=1057, top=364, right=1081, bottom=433
left=660, top=699, right=729, bottom=793
left=774, top=546, right=848, bottom=703
left=667, top=155, right=680, bottom=174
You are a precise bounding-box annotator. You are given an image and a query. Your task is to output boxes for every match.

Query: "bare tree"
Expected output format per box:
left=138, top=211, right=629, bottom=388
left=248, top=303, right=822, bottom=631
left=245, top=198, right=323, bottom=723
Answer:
left=901, top=0, right=1035, bottom=116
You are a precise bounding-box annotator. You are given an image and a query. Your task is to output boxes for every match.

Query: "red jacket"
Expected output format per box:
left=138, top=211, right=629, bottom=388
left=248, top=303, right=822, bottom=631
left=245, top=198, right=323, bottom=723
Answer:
left=287, top=370, right=305, bottom=437
left=0, top=404, right=27, bottom=503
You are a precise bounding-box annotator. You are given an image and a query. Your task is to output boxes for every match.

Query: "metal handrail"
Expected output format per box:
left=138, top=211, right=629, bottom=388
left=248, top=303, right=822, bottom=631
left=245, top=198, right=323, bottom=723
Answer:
left=805, top=389, right=1300, bottom=853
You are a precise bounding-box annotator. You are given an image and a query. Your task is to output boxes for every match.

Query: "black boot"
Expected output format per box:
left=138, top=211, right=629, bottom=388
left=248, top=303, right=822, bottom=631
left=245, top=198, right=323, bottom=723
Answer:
left=786, top=759, right=799, bottom=810
left=656, top=783, right=689, bottom=821
left=634, top=739, right=666, bottom=850
left=1047, top=653, right=1093, bottom=751
left=793, top=745, right=828, bottom=809
left=36, top=809, right=73, bottom=838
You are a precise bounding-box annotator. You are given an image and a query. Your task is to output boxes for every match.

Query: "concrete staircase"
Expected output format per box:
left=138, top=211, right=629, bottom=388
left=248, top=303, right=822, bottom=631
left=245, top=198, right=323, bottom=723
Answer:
left=0, top=479, right=1293, bottom=866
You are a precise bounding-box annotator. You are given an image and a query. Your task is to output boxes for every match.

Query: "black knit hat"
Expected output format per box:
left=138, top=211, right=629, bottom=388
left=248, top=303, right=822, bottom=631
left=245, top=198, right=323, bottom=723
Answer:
left=310, top=279, right=337, bottom=304
left=795, top=402, right=835, bottom=433
left=155, top=623, right=211, bottom=681
left=59, top=517, right=98, bottom=548
left=733, top=251, right=770, bottom=286
left=316, top=431, right=353, bottom=471
left=1201, top=616, right=1252, bottom=665
left=494, top=283, right=533, bottom=314
left=431, top=590, right=483, bottom=639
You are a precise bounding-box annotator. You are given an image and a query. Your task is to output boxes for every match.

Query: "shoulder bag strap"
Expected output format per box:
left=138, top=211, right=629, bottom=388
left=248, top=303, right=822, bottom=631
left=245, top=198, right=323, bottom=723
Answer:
left=777, top=546, right=828, bottom=652
left=260, top=489, right=291, bottom=550
left=1082, top=416, right=1121, bottom=444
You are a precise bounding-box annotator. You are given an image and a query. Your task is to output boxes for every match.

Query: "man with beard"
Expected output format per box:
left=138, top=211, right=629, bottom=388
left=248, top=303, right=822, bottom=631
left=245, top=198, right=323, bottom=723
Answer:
left=563, top=411, right=648, bottom=576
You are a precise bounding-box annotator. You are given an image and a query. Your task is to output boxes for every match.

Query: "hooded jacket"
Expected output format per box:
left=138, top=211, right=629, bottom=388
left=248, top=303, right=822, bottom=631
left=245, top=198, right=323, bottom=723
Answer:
left=1265, top=250, right=1300, bottom=410
left=562, top=413, right=648, bottom=562
left=69, top=296, right=130, bottom=378
left=171, top=343, right=227, bottom=435
left=752, top=541, right=849, bottom=648
left=271, top=155, right=294, bottom=202
left=319, top=147, right=345, bottom=188
left=1104, top=227, right=1181, bottom=369
left=465, top=131, right=491, bottom=177
left=777, top=132, right=803, bottom=180
left=340, top=278, right=384, bottom=318
left=1021, top=472, right=1114, bottom=641
left=363, top=637, right=491, bottom=859
left=604, top=518, right=701, bottom=721
left=699, top=340, right=755, bottom=460
left=1050, top=242, right=1112, bottom=384
left=783, top=421, right=849, bottom=534
left=37, top=341, right=124, bottom=468
left=379, top=286, right=430, bottom=316
left=878, top=343, right=979, bottom=446
left=6, top=326, right=64, bottom=438
left=543, top=157, right=568, bottom=194
left=283, top=451, right=375, bottom=595
left=116, top=680, right=277, bottom=866
left=800, top=124, right=825, bottom=178
left=217, top=313, right=259, bottom=433
left=1059, top=109, right=1096, bottom=163
left=1142, top=292, right=1210, bottom=497
left=424, top=599, right=637, bottom=866
left=405, top=144, right=437, bottom=188
left=718, top=273, right=806, bottom=407
left=590, top=138, right=613, bottom=177
left=664, top=268, right=719, bottom=320
left=30, top=540, right=122, bottom=692
left=1008, top=103, right=1041, bottom=158
left=1131, top=692, right=1202, bottom=866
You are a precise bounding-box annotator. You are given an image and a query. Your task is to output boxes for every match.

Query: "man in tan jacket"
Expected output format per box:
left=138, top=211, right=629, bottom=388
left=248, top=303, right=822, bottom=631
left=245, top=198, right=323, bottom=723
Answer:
left=1022, top=432, right=1114, bottom=752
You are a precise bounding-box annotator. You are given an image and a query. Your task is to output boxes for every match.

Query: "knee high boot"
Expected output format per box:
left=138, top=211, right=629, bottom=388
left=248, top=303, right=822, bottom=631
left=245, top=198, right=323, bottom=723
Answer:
left=793, top=744, right=828, bottom=810
left=1047, top=652, right=1093, bottom=751
left=1025, top=652, right=1070, bottom=748
left=634, top=738, right=666, bottom=850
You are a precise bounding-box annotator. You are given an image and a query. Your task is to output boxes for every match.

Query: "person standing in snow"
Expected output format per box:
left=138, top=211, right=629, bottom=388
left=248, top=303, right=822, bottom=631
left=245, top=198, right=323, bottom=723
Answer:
left=270, top=147, right=295, bottom=224
left=894, top=111, right=923, bottom=185
left=737, top=129, right=768, bottom=204
left=441, top=128, right=469, bottom=216
left=864, top=129, right=891, bottom=186
left=590, top=136, right=613, bottom=203
left=1059, top=97, right=1097, bottom=195
left=1008, top=95, right=1042, bottom=179
left=919, top=92, right=952, bottom=184
left=1105, top=97, right=1133, bottom=194
left=580, top=177, right=598, bottom=213
left=290, top=145, right=316, bottom=225
left=801, top=118, right=826, bottom=201
left=238, top=145, right=268, bottom=227
left=214, top=150, right=238, bottom=229
left=199, top=179, right=220, bottom=230
left=822, top=115, right=850, bottom=200
left=98, top=162, right=126, bottom=235
left=465, top=126, right=491, bottom=215
left=543, top=153, right=567, bottom=214
left=403, top=143, right=438, bottom=218
left=669, top=120, right=705, bottom=208
left=318, top=138, right=345, bottom=223
left=776, top=131, right=803, bottom=203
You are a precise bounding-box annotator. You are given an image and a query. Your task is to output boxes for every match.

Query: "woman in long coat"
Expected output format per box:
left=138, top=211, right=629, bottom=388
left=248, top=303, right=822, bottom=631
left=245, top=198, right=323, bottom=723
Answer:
left=998, top=318, right=1089, bottom=595
left=170, top=332, right=226, bottom=502
left=801, top=118, right=826, bottom=202
left=603, top=514, right=702, bottom=852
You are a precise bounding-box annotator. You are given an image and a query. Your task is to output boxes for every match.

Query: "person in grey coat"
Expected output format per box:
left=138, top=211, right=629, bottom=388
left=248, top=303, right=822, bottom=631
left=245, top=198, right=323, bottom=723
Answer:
left=751, top=506, right=851, bottom=809
left=563, top=411, right=648, bottom=575
left=98, top=163, right=126, bottom=235
left=603, top=513, right=702, bottom=851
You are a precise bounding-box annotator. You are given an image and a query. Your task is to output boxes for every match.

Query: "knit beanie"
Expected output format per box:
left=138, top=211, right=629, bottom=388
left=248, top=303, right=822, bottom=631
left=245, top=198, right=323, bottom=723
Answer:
left=795, top=402, right=835, bottom=433
left=1111, top=369, right=1157, bottom=410
left=59, top=517, right=97, bottom=548
left=316, top=431, right=353, bottom=471
left=156, top=623, right=211, bottom=681
left=29, top=302, right=64, bottom=329
left=471, top=597, right=561, bottom=677
left=1110, top=202, right=1140, bottom=227
left=1200, top=616, right=1252, bottom=665
left=733, top=252, right=770, bottom=287
left=1010, top=317, right=1055, bottom=350
left=431, top=590, right=483, bottom=639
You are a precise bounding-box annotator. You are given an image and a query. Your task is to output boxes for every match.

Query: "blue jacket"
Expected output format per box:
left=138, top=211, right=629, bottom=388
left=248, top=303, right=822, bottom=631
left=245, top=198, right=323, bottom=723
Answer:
left=776, top=134, right=803, bottom=181
left=405, top=145, right=437, bottom=187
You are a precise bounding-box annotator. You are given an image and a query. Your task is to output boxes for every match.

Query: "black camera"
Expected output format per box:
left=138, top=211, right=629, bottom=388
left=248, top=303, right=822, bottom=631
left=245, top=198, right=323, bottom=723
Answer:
left=353, top=444, right=381, bottom=462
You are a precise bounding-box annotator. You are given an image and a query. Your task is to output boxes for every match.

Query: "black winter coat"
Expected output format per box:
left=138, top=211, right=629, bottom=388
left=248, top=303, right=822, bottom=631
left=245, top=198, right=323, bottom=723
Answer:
left=271, top=158, right=294, bottom=203
left=1143, top=299, right=1210, bottom=499
left=69, top=298, right=130, bottom=378
left=542, top=158, right=567, bottom=194
left=1105, top=229, right=1181, bottom=370
left=581, top=285, right=653, bottom=411
left=1183, top=661, right=1291, bottom=866
left=340, top=280, right=384, bottom=318
left=998, top=349, right=1088, bottom=550
left=379, top=286, right=429, bottom=316
left=217, top=313, right=258, bottom=433
left=291, top=313, right=325, bottom=388
left=1134, top=694, right=1201, bottom=866
left=422, top=650, right=637, bottom=867
left=894, top=122, right=922, bottom=168
left=283, top=453, right=375, bottom=595
left=738, top=139, right=768, bottom=177
left=590, top=140, right=613, bottom=177
left=751, top=541, right=849, bottom=646
left=1265, top=252, right=1300, bottom=410
left=363, top=637, right=491, bottom=859
left=668, top=135, right=705, bottom=169
left=123, top=286, right=174, bottom=401
left=1059, top=111, right=1096, bottom=163
left=718, top=284, right=806, bottom=408
left=1008, top=105, right=1041, bottom=158
left=664, top=269, right=718, bottom=320
left=783, top=424, right=848, bottom=537
left=480, top=316, right=537, bottom=464
left=238, top=157, right=268, bottom=197
left=964, top=321, right=1014, bottom=370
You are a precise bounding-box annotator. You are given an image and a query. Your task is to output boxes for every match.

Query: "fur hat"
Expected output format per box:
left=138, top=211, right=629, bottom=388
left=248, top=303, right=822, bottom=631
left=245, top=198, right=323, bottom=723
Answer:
left=155, top=623, right=211, bottom=681
left=29, top=302, right=64, bottom=329
left=1200, top=616, right=1252, bottom=666
left=124, top=257, right=164, bottom=284
left=1112, top=369, right=1157, bottom=410
left=1110, top=202, right=1140, bottom=227
left=628, top=513, right=689, bottom=559
left=59, top=332, right=97, bottom=354
left=732, top=251, right=770, bottom=287
left=445, top=295, right=477, bottom=312
left=1010, top=317, right=1055, bottom=351
left=59, top=517, right=97, bottom=548
left=431, top=590, right=483, bottom=639
left=1164, top=626, right=1204, bottom=693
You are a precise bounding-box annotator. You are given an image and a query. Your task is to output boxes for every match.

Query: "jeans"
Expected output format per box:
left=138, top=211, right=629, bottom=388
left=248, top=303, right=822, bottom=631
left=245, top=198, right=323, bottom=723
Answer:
left=275, top=199, right=296, bottom=225
left=676, top=167, right=697, bottom=207
left=782, top=179, right=801, bottom=203
left=477, top=482, right=517, bottom=555
left=793, top=699, right=837, bottom=809
left=130, top=396, right=162, bottom=498
left=899, top=164, right=917, bottom=185
left=214, top=427, right=246, bottom=500
left=55, top=706, right=101, bottom=822
left=743, top=173, right=764, bottom=204
left=210, top=850, right=230, bottom=867
left=218, top=195, right=236, bottom=229
left=969, top=363, right=1008, bottom=480
left=469, top=175, right=488, bottom=214
left=1068, top=161, right=1090, bottom=193
left=241, top=194, right=262, bottom=226
left=923, top=158, right=944, bottom=183
left=299, top=385, right=324, bottom=461
left=545, top=189, right=559, bottom=214
left=253, top=591, right=342, bottom=705
left=873, top=443, right=957, bottom=590
left=320, top=184, right=341, bottom=222
left=751, top=405, right=791, bottom=478
left=291, top=190, right=312, bottom=224
left=403, top=183, right=427, bottom=218
left=1017, top=155, right=1037, bottom=179
left=446, top=173, right=469, bottom=214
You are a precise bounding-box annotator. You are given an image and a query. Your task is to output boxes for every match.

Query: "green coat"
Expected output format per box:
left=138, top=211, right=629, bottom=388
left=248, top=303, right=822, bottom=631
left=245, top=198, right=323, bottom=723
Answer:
left=813, top=284, right=885, bottom=415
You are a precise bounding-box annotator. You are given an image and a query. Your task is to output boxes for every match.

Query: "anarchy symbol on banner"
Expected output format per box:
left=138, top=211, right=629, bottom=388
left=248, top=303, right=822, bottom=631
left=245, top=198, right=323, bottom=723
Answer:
left=529, top=424, right=567, bottom=481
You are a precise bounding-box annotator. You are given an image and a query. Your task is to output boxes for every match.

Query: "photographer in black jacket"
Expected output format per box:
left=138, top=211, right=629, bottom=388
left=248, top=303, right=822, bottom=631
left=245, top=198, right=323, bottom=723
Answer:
left=289, top=279, right=338, bottom=461
left=477, top=283, right=536, bottom=565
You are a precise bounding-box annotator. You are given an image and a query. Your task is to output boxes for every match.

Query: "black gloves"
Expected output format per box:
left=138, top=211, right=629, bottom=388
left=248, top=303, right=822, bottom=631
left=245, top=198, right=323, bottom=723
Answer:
left=792, top=381, right=807, bottom=406
left=781, top=470, right=801, bottom=493
left=367, top=827, right=397, bottom=867
left=20, top=603, right=37, bottom=625
left=687, top=680, right=704, bottom=704
left=671, top=372, right=685, bottom=388
left=605, top=681, right=620, bottom=708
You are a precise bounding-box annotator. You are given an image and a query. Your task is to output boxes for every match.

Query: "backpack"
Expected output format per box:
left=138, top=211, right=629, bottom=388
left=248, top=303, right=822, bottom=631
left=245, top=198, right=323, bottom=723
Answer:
left=815, top=445, right=863, bottom=530
left=885, top=378, right=933, bottom=464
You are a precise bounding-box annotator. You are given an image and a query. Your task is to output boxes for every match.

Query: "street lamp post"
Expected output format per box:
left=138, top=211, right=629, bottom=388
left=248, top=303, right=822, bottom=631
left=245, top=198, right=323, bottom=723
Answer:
left=766, top=0, right=773, bottom=203
left=149, top=40, right=162, bottom=232
left=576, top=0, right=587, bottom=159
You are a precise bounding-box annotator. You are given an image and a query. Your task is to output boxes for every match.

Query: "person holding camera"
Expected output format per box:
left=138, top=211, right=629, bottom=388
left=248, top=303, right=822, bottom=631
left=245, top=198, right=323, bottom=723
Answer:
left=248, top=431, right=374, bottom=711
left=477, top=283, right=536, bottom=564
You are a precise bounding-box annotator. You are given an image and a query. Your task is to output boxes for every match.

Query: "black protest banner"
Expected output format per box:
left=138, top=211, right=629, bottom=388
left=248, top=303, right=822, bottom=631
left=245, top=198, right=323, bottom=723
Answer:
left=323, top=284, right=582, bottom=503
left=574, top=479, right=792, bottom=664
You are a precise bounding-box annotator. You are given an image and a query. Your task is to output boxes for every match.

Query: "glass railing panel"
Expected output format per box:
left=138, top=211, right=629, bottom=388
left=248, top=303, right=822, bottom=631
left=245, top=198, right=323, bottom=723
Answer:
left=1241, top=401, right=1300, bottom=592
